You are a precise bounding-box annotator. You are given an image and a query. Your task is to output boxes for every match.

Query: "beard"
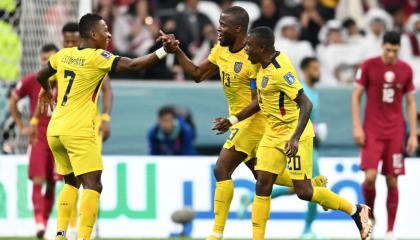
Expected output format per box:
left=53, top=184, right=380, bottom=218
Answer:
left=220, top=34, right=235, bottom=46
left=310, top=76, right=320, bottom=84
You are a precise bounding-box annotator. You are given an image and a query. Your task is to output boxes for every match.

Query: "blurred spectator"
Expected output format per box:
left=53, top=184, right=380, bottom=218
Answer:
left=405, top=13, right=420, bottom=86
left=165, top=0, right=214, bottom=58
left=379, top=0, right=420, bottom=19
left=342, top=18, right=364, bottom=44
left=148, top=106, right=196, bottom=155
left=317, top=20, right=363, bottom=86
left=251, top=0, right=279, bottom=30
left=387, top=4, right=406, bottom=32
left=95, top=0, right=117, bottom=51
left=406, top=13, right=420, bottom=58
left=361, top=8, right=393, bottom=59
left=298, top=0, right=325, bottom=48
left=113, top=0, right=154, bottom=57
left=335, top=0, right=364, bottom=27
left=274, top=16, right=314, bottom=73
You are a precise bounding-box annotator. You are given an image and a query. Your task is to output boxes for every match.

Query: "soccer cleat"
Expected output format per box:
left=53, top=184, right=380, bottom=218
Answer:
left=237, top=193, right=252, bottom=219
left=312, top=175, right=329, bottom=211
left=36, top=223, right=46, bottom=239
left=385, top=231, right=395, bottom=240
left=351, top=204, right=373, bottom=240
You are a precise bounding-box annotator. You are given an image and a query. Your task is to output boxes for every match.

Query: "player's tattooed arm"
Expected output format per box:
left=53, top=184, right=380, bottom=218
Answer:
left=212, top=98, right=260, bottom=134
left=285, top=93, right=313, bottom=158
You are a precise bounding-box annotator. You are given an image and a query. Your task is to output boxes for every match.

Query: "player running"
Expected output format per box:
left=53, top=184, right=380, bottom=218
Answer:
left=9, top=44, right=59, bottom=239
left=159, top=7, right=326, bottom=240
left=352, top=31, right=417, bottom=240
left=236, top=57, right=326, bottom=239
left=213, top=27, right=372, bottom=240
left=36, top=13, right=175, bottom=240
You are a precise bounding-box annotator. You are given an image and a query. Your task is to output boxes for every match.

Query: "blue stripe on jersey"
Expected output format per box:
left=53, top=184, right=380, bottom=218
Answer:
left=249, top=78, right=257, bottom=90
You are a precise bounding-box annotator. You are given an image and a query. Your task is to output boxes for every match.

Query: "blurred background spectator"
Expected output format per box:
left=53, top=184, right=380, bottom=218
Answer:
left=251, top=0, right=278, bottom=30
left=148, top=106, right=197, bottom=156
left=274, top=16, right=314, bottom=76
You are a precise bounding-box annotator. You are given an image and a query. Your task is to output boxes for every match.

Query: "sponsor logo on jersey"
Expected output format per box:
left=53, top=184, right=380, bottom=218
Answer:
left=234, top=61, right=243, bottom=73
left=262, top=76, right=269, bottom=88
left=284, top=72, right=295, bottom=85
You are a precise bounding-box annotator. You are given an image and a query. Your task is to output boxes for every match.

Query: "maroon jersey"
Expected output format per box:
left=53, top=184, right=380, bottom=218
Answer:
left=14, top=72, right=51, bottom=143
left=355, top=56, right=415, bottom=139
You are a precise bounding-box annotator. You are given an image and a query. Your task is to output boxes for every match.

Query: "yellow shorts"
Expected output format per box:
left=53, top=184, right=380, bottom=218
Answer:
left=47, top=135, right=103, bottom=176
left=256, top=135, right=313, bottom=180
left=223, top=120, right=264, bottom=162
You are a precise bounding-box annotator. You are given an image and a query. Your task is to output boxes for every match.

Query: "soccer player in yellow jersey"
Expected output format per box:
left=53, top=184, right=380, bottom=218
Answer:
left=214, top=26, right=373, bottom=240
left=36, top=13, right=174, bottom=240
left=159, top=7, right=326, bottom=240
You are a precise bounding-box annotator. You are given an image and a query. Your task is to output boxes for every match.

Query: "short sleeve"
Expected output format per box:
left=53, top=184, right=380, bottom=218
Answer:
left=95, top=50, right=120, bottom=73
left=279, top=69, right=303, bottom=100
left=248, top=64, right=258, bottom=90
left=355, top=60, right=369, bottom=88
left=14, top=74, right=33, bottom=99
left=404, top=65, right=415, bottom=94
left=48, top=52, right=59, bottom=71
left=208, top=43, right=220, bottom=65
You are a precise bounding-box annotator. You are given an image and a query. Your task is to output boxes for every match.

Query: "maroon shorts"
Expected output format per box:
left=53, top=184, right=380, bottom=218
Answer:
left=360, top=133, right=405, bottom=176
left=28, top=140, right=60, bottom=181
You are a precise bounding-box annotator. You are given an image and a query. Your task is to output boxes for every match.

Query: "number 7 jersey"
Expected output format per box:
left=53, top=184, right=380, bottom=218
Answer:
left=47, top=47, right=119, bottom=137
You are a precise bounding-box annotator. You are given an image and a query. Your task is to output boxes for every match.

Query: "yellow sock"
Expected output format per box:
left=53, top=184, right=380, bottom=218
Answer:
left=78, top=189, right=100, bottom=240
left=57, top=184, right=78, bottom=233
left=68, top=190, right=79, bottom=228
left=274, top=169, right=293, bottom=187
left=311, top=187, right=354, bottom=215
left=212, top=180, right=234, bottom=235
left=252, top=195, right=271, bottom=240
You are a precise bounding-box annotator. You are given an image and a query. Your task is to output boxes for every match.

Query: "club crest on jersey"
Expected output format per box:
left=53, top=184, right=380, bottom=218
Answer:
left=284, top=72, right=295, bottom=85
left=234, top=61, right=243, bottom=73
left=101, top=50, right=112, bottom=59
left=384, top=71, right=395, bottom=83
left=262, top=76, right=269, bottom=88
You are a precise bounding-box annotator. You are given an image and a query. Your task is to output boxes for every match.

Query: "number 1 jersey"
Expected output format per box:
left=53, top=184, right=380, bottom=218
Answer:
left=47, top=47, right=119, bottom=137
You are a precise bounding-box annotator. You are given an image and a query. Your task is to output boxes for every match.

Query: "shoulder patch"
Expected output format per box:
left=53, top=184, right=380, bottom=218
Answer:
left=284, top=72, right=295, bottom=85
left=101, top=50, right=113, bottom=59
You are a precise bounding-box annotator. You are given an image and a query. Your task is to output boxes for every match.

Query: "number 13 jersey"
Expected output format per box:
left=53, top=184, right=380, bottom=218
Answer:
left=47, top=47, right=119, bottom=137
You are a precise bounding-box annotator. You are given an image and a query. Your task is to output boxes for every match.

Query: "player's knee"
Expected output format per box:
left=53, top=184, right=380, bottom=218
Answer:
left=213, top=164, right=230, bottom=181
left=255, top=177, right=273, bottom=196
left=32, top=177, right=45, bottom=185
left=295, top=187, right=313, bottom=201
left=364, top=176, right=377, bottom=187
left=386, top=176, right=398, bottom=187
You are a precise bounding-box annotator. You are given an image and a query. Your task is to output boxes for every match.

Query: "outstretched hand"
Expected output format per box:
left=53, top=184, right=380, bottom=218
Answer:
left=212, top=117, right=231, bottom=135
left=157, top=30, right=180, bottom=53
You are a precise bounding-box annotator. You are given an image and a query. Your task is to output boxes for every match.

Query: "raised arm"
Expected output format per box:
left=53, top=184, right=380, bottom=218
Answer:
left=285, top=93, right=313, bottom=158
left=351, top=86, right=365, bottom=146
left=174, top=47, right=219, bottom=82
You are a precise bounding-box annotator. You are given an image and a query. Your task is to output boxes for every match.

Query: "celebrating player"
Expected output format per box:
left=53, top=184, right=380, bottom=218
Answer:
left=9, top=43, right=59, bottom=239
left=213, top=27, right=372, bottom=240
left=159, top=7, right=328, bottom=240
left=36, top=13, right=175, bottom=240
left=352, top=31, right=417, bottom=240
left=236, top=57, right=326, bottom=239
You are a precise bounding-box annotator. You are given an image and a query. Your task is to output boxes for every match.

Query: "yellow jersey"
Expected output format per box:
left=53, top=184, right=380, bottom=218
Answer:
left=255, top=52, right=314, bottom=140
left=208, top=43, right=265, bottom=124
left=47, top=47, right=119, bottom=137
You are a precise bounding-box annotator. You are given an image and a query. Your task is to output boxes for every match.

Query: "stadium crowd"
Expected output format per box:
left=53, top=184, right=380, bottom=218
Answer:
left=90, top=0, right=420, bottom=85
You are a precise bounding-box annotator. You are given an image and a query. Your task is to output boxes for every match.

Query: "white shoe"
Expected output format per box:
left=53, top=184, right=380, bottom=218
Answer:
left=385, top=231, right=395, bottom=240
